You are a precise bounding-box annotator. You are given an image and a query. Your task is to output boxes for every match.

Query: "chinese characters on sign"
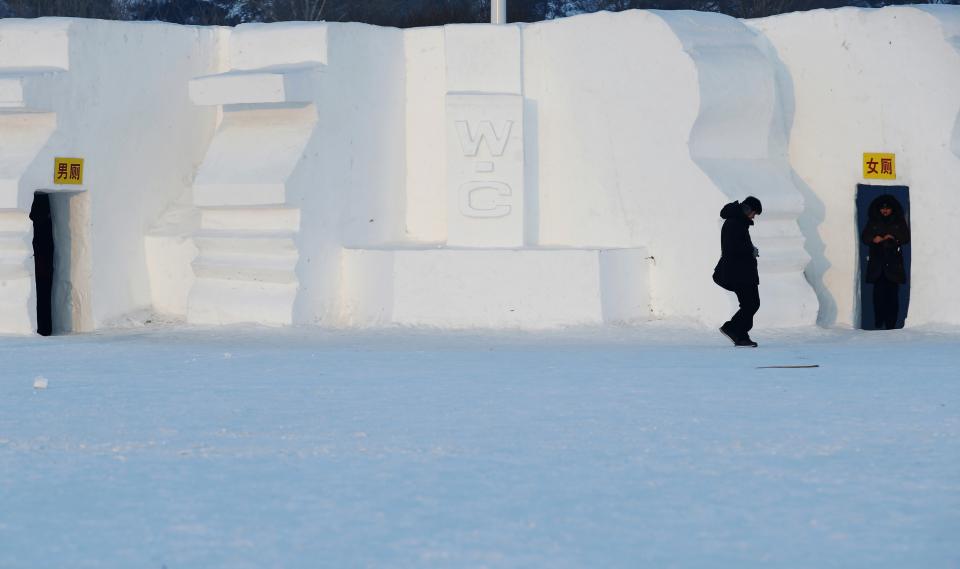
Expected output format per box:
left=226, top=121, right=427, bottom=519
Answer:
left=54, top=157, right=84, bottom=185
left=863, top=153, right=895, bottom=180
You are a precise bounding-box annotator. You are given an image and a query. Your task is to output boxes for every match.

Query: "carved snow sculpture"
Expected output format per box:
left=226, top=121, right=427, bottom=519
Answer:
left=0, top=22, right=66, bottom=334
left=0, top=8, right=955, bottom=334
left=1, top=19, right=221, bottom=335
left=186, top=25, right=324, bottom=325
left=750, top=7, right=960, bottom=327
left=338, top=23, right=651, bottom=327
left=521, top=10, right=816, bottom=327
left=659, top=11, right=818, bottom=327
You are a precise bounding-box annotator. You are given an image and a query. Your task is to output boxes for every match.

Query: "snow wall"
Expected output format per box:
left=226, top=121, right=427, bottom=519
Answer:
left=0, top=18, right=225, bottom=333
left=750, top=6, right=960, bottom=327
left=0, top=6, right=957, bottom=334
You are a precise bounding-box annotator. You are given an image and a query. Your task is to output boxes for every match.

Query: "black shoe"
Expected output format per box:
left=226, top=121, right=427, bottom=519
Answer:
left=735, top=337, right=758, bottom=348
left=719, top=323, right=738, bottom=345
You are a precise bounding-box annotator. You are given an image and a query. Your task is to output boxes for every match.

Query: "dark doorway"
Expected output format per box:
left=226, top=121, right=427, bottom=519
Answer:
left=30, top=192, right=54, bottom=336
left=857, top=184, right=911, bottom=329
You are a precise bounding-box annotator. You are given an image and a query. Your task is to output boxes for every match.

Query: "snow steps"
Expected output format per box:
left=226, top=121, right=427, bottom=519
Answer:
left=0, top=210, right=34, bottom=332
left=188, top=207, right=301, bottom=324
left=199, top=207, right=300, bottom=232
left=184, top=46, right=321, bottom=326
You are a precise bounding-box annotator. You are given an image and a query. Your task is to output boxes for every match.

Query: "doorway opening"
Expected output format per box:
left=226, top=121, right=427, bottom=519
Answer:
left=29, top=191, right=92, bottom=336
left=856, top=184, right=911, bottom=330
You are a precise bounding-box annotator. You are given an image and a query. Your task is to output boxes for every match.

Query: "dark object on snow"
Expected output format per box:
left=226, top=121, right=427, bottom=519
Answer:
left=756, top=364, right=820, bottom=369
left=713, top=199, right=762, bottom=344
left=861, top=195, right=910, bottom=329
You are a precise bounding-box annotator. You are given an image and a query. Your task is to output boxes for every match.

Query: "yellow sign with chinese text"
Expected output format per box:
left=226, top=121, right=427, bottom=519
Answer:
left=863, top=153, right=895, bottom=180
left=54, top=157, right=84, bottom=185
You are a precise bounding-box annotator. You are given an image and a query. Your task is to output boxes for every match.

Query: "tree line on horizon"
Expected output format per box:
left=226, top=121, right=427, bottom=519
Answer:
left=1, top=0, right=956, bottom=27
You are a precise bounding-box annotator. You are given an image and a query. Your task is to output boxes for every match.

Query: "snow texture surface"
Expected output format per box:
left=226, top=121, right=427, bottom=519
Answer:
left=1, top=325, right=958, bottom=567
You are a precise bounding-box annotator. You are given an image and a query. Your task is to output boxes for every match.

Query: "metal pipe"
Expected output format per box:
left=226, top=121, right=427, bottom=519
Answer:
left=491, top=0, right=506, bottom=24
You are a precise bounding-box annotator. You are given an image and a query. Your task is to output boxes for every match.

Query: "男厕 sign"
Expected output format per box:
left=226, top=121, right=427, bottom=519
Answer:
left=54, top=157, right=84, bottom=185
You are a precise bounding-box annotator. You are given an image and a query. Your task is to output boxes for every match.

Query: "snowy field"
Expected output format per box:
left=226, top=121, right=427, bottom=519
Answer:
left=1, top=323, right=958, bottom=568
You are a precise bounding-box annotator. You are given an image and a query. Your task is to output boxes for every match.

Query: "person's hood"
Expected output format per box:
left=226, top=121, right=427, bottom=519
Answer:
left=720, top=201, right=751, bottom=223
left=868, top=195, right=905, bottom=222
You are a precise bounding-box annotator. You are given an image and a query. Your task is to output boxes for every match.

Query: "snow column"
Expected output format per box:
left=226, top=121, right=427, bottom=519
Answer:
left=0, top=21, right=67, bottom=334
left=186, top=24, right=325, bottom=325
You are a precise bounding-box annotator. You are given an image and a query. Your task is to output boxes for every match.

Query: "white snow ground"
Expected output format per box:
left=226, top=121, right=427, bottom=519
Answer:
left=1, top=324, right=958, bottom=568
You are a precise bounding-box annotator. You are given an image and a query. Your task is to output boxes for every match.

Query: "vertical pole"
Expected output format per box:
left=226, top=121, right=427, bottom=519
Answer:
left=491, top=0, right=506, bottom=24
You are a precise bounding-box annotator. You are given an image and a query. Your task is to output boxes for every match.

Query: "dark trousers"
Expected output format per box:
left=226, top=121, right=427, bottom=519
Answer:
left=873, top=275, right=900, bottom=330
left=727, top=284, right=760, bottom=338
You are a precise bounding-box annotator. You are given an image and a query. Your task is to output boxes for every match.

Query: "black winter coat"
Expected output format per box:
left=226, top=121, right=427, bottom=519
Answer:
left=861, top=196, right=910, bottom=284
left=713, top=201, right=759, bottom=290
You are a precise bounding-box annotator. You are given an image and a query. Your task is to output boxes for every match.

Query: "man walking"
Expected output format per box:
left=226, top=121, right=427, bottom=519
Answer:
left=713, top=196, right=762, bottom=347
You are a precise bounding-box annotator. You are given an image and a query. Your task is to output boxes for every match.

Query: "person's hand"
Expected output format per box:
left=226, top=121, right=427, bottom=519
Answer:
left=872, top=235, right=884, bottom=244
left=883, top=234, right=895, bottom=241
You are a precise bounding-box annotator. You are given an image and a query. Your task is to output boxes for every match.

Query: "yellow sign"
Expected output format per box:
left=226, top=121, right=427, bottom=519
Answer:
left=54, top=157, right=84, bottom=185
left=863, top=153, right=895, bottom=180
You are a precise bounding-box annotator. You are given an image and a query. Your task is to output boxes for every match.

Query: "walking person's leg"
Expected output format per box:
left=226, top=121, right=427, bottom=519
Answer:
left=730, top=284, right=760, bottom=339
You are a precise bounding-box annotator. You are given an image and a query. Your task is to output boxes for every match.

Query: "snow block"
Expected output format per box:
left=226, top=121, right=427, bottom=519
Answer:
left=189, top=65, right=323, bottom=106
left=0, top=70, right=63, bottom=111
left=444, top=24, right=522, bottom=95
left=341, top=247, right=650, bottom=328
left=193, top=105, right=317, bottom=207
left=0, top=19, right=70, bottom=70
left=403, top=27, right=447, bottom=243
left=446, top=93, right=525, bottom=247
left=229, top=22, right=327, bottom=71
left=188, top=279, right=298, bottom=325
left=599, top=248, right=653, bottom=323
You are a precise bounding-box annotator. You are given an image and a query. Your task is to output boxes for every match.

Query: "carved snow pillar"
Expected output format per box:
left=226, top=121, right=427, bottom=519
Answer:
left=444, top=24, right=525, bottom=248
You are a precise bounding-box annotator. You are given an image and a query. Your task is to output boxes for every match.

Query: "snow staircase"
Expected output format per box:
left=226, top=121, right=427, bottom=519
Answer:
left=188, top=207, right=301, bottom=325
left=0, top=22, right=69, bottom=334
left=184, top=31, right=324, bottom=325
left=0, top=210, right=34, bottom=332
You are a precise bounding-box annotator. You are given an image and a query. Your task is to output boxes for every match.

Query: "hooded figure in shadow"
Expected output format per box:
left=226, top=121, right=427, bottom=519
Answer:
left=713, top=196, right=762, bottom=347
left=861, top=195, right=910, bottom=329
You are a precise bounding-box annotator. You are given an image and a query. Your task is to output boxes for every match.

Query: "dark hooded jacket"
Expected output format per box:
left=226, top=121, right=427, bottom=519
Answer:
left=713, top=201, right=758, bottom=289
left=861, top=196, right=910, bottom=284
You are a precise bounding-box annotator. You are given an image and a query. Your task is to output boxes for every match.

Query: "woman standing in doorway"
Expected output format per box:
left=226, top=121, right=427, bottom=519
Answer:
left=861, top=195, right=910, bottom=329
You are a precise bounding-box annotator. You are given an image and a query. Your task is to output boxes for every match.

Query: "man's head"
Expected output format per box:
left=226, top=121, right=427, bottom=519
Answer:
left=879, top=201, right=893, bottom=217
left=742, top=196, right=762, bottom=219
